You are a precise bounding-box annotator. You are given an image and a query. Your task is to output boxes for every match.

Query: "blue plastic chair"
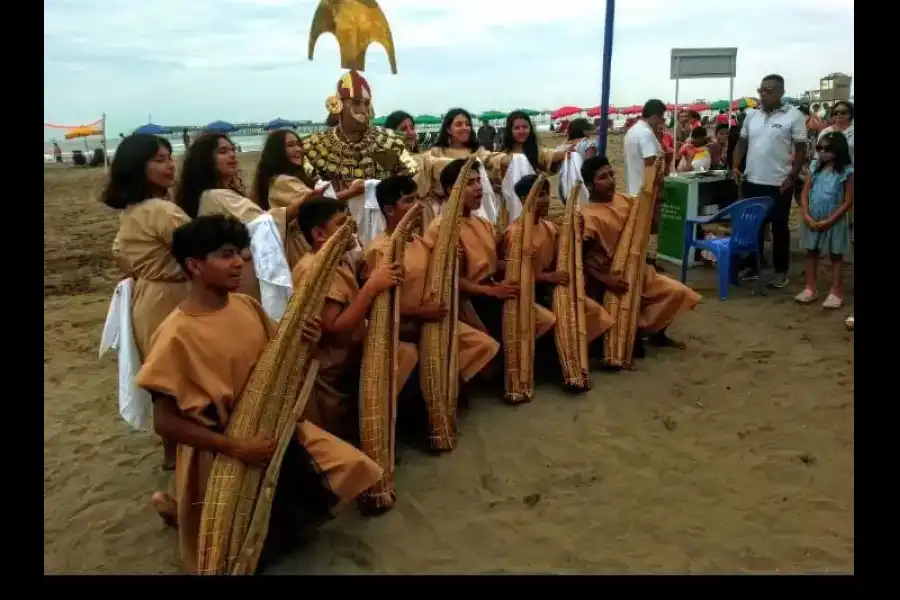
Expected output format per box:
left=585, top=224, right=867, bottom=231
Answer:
left=680, top=196, right=775, bottom=300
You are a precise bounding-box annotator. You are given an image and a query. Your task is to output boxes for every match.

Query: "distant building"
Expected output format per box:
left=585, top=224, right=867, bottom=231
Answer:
left=799, top=72, right=852, bottom=109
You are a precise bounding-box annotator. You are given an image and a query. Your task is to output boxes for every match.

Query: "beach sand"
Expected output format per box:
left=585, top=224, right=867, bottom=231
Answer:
left=43, top=136, right=854, bottom=574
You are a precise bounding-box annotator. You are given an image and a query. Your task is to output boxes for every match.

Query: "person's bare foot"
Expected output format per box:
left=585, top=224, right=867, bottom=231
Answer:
left=150, top=491, right=178, bottom=527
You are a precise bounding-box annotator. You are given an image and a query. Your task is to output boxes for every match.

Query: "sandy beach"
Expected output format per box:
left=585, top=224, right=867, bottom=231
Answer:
left=43, top=136, right=854, bottom=574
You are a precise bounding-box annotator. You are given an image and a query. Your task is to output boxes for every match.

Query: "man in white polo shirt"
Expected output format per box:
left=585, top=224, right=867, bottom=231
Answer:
left=732, top=74, right=807, bottom=289
left=624, top=99, right=665, bottom=268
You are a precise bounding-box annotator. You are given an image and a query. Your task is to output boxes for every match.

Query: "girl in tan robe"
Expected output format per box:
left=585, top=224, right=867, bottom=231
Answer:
left=174, top=133, right=305, bottom=301
left=579, top=155, right=701, bottom=350
left=485, top=111, right=574, bottom=184
left=137, top=215, right=382, bottom=574
left=253, top=129, right=367, bottom=268
left=415, top=109, right=494, bottom=231
left=102, top=133, right=190, bottom=470
left=502, top=175, right=614, bottom=348
left=427, top=159, right=557, bottom=349
left=290, top=197, right=417, bottom=440
left=361, top=175, right=499, bottom=388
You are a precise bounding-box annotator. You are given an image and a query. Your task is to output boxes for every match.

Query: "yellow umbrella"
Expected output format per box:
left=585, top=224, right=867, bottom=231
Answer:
left=64, top=125, right=102, bottom=140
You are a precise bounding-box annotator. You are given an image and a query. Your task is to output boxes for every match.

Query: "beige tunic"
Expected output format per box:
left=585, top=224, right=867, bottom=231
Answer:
left=425, top=215, right=556, bottom=339
left=503, top=218, right=613, bottom=343
left=291, top=254, right=418, bottom=437
left=362, top=232, right=499, bottom=382
left=581, top=194, right=701, bottom=333
left=267, top=174, right=314, bottom=268
left=484, top=147, right=559, bottom=184
left=415, top=147, right=494, bottom=232
left=198, top=188, right=289, bottom=302
left=134, top=293, right=382, bottom=573
left=112, top=198, right=191, bottom=358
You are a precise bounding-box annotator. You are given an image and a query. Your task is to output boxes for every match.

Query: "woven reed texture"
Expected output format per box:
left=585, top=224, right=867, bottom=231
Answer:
left=419, top=155, right=476, bottom=451
left=358, top=203, right=423, bottom=511
left=501, top=174, right=547, bottom=403
left=197, top=222, right=354, bottom=575
left=602, top=158, right=664, bottom=368
left=552, top=182, right=591, bottom=390
left=230, top=359, right=320, bottom=575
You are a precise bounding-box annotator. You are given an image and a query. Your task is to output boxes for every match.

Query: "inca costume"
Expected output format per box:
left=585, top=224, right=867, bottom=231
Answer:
left=301, top=71, right=420, bottom=190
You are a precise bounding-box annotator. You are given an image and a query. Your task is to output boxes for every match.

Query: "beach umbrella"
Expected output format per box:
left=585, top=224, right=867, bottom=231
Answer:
left=688, top=102, right=710, bottom=112
left=620, top=105, right=643, bottom=115
left=732, top=97, right=758, bottom=110
left=205, top=120, right=238, bottom=133
left=264, top=118, right=295, bottom=131
left=64, top=125, right=102, bottom=140
left=479, top=110, right=508, bottom=121
left=586, top=106, right=604, bottom=117
left=513, top=109, right=541, bottom=117
left=551, top=106, right=582, bottom=120
left=372, top=116, right=387, bottom=126
left=132, top=123, right=169, bottom=135
left=709, top=99, right=730, bottom=111
left=413, top=114, right=441, bottom=125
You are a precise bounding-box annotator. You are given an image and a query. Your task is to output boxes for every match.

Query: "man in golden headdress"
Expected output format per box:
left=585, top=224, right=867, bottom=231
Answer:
left=301, top=70, right=420, bottom=191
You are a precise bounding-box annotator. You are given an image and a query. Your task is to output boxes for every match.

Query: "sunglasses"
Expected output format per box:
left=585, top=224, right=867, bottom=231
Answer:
left=832, top=109, right=849, bottom=116
left=815, top=145, right=833, bottom=153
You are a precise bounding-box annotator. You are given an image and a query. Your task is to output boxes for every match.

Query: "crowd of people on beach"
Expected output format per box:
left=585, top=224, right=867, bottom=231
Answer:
left=99, top=68, right=852, bottom=573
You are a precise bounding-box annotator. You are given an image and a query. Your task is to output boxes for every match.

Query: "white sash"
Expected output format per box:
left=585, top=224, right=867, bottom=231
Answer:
left=99, top=278, right=153, bottom=431
left=247, top=213, right=292, bottom=322
left=558, top=153, right=590, bottom=206
left=500, top=154, right=533, bottom=222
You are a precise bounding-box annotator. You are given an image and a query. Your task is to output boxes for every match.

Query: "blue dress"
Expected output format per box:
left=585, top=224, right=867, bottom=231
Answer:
left=800, top=161, right=853, bottom=256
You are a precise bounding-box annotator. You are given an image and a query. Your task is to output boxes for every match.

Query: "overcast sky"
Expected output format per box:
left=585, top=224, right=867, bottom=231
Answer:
left=44, top=0, right=854, bottom=136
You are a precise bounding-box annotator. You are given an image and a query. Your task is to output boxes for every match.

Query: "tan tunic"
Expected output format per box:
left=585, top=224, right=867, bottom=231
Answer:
left=503, top=218, right=613, bottom=343
left=112, top=198, right=191, bottom=358
left=581, top=194, right=701, bottom=333
left=291, top=254, right=418, bottom=436
left=426, top=215, right=556, bottom=339
left=198, top=188, right=289, bottom=302
left=415, top=147, right=495, bottom=232
left=267, top=174, right=314, bottom=268
left=484, top=147, right=559, bottom=184
left=362, top=233, right=499, bottom=382
left=134, top=293, right=382, bottom=573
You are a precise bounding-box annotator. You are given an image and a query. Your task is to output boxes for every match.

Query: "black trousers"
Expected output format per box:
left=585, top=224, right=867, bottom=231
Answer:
left=741, top=181, right=794, bottom=274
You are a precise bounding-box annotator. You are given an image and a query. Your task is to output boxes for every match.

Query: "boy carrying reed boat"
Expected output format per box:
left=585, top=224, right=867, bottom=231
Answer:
left=136, top=215, right=383, bottom=573
left=426, top=160, right=557, bottom=376
left=362, top=176, right=500, bottom=393
left=291, top=197, right=419, bottom=440
left=579, top=156, right=701, bottom=355
left=503, top=174, right=614, bottom=356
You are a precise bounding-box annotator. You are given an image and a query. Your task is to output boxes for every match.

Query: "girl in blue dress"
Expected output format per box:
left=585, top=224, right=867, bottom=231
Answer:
left=795, top=131, right=854, bottom=309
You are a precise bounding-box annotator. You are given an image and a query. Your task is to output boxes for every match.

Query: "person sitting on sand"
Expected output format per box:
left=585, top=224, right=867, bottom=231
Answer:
left=137, top=214, right=383, bottom=574
left=579, top=155, right=701, bottom=355
left=291, top=196, right=417, bottom=441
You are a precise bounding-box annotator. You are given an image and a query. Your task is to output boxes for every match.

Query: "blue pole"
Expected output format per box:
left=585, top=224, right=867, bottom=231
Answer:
left=597, top=0, right=616, bottom=156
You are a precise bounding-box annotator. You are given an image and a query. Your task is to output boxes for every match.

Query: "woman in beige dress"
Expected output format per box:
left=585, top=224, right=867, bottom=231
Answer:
left=384, top=110, right=419, bottom=154
left=102, top=133, right=190, bottom=470
left=253, top=129, right=365, bottom=269
left=486, top=110, right=573, bottom=180
left=174, top=133, right=303, bottom=304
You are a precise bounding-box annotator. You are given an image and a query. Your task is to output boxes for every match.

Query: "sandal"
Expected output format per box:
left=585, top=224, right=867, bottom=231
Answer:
left=794, top=288, right=818, bottom=304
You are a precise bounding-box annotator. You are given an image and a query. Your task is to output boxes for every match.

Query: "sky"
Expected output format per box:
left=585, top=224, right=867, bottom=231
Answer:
left=44, top=0, right=854, bottom=137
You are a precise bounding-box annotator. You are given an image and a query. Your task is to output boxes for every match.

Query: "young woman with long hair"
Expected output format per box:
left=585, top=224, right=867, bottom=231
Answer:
left=101, top=133, right=190, bottom=470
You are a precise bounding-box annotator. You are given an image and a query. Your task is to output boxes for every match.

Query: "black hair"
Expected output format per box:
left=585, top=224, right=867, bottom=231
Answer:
left=253, top=129, right=316, bottom=210
left=296, top=196, right=346, bottom=245
left=762, top=74, right=785, bottom=88
left=434, top=108, right=478, bottom=151
left=384, top=110, right=419, bottom=153
left=715, top=123, right=729, bottom=134
left=689, top=110, right=701, bottom=121
left=581, top=155, right=611, bottom=185
left=101, top=134, right=173, bottom=210
left=567, top=118, right=593, bottom=141
left=171, top=214, right=249, bottom=276
left=501, top=111, right=539, bottom=170
left=375, top=175, right=418, bottom=216
left=831, top=100, right=854, bottom=121
left=439, top=158, right=482, bottom=194
left=642, top=99, right=666, bottom=119
left=174, top=133, right=244, bottom=218
left=718, top=109, right=725, bottom=115
left=815, top=131, right=852, bottom=174
left=690, top=126, right=708, bottom=140
left=513, top=174, right=549, bottom=199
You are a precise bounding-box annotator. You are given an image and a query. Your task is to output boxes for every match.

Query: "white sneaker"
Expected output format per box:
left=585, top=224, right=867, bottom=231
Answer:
left=794, top=288, right=818, bottom=304
left=822, top=294, right=843, bottom=309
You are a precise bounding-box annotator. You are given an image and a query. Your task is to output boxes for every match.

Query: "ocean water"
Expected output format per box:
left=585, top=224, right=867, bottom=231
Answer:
left=44, top=134, right=269, bottom=161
